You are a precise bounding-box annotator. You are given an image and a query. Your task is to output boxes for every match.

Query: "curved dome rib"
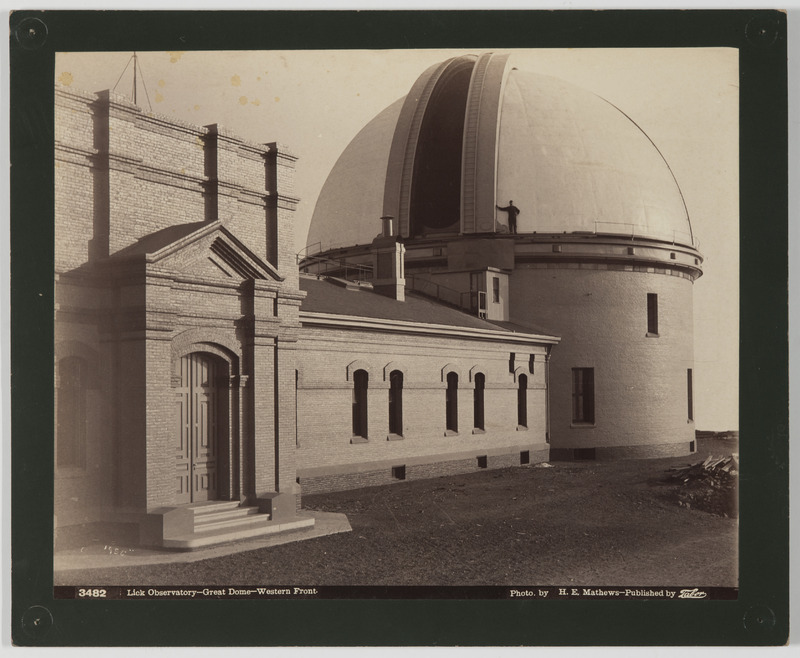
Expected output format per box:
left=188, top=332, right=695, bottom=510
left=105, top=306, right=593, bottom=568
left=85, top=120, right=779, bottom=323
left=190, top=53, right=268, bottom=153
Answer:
left=460, top=52, right=510, bottom=234
left=495, top=71, right=693, bottom=245
left=596, top=96, right=694, bottom=245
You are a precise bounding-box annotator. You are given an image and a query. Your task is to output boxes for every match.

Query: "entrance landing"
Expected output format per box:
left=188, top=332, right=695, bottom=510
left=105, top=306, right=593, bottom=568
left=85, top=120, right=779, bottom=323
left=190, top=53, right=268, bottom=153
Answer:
left=54, top=511, right=351, bottom=572
left=162, top=501, right=314, bottom=550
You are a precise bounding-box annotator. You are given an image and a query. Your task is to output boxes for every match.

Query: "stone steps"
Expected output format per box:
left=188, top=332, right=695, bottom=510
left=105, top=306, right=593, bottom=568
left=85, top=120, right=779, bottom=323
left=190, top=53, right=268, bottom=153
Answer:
left=159, top=500, right=318, bottom=550
left=162, top=515, right=316, bottom=550
left=193, top=506, right=262, bottom=528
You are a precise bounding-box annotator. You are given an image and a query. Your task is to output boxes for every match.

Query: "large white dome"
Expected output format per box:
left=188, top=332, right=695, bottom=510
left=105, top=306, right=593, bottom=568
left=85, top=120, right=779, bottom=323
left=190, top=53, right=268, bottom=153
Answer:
left=308, top=53, right=693, bottom=251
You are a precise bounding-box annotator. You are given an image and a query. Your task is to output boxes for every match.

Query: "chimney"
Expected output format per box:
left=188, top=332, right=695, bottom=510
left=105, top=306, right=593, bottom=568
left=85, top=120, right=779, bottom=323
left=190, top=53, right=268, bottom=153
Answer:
left=371, top=216, right=405, bottom=301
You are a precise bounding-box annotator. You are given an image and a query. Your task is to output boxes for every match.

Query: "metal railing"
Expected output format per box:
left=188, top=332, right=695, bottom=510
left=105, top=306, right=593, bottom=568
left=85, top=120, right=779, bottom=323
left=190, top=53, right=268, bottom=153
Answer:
left=298, top=252, right=373, bottom=281
left=298, top=248, right=488, bottom=319
left=592, top=221, right=699, bottom=250
left=405, top=275, right=484, bottom=317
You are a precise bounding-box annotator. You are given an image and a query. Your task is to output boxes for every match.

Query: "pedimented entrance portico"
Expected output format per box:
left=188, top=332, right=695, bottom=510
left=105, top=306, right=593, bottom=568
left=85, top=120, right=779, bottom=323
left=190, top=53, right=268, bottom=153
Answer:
left=53, top=88, right=313, bottom=552
left=69, top=217, right=308, bottom=547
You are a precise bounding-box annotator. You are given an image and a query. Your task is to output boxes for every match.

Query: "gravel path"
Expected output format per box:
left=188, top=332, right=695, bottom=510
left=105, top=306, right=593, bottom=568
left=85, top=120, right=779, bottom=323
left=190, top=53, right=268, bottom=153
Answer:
left=55, top=438, right=737, bottom=587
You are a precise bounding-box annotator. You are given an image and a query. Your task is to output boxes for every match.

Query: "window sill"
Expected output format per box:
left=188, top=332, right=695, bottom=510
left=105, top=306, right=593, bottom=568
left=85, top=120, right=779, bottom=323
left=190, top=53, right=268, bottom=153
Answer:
left=386, top=433, right=404, bottom=441
left=646, top=332, right=660, bottom=338
left=350, top=436, right=368, bottom=444
left=570, top=422, right=596, bottom=429
left=516, top=425, right=528, bottom=432
left=472, top=428, right=486, bottom=435
left=443, top=429, right=459, bottom=437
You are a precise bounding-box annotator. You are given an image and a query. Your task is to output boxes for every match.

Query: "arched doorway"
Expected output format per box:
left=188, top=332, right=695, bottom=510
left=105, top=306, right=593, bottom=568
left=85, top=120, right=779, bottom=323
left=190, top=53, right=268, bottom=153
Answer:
left=176, top=352, right=230, bottom=504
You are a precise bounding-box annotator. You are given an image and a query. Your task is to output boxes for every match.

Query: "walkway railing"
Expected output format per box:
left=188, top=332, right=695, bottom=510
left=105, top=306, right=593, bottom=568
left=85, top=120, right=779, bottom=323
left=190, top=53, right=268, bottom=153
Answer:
left=405, top=275, right=485, bottom=317
left=298, top=252, right=373, bottom=281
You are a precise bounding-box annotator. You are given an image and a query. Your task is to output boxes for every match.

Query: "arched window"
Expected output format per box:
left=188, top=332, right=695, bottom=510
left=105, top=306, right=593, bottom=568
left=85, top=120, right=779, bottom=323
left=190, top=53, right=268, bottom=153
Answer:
left=517, top=374, right=528, bottom=428
left=389, top=370, right=403, bottom=436
left=446, top=371, right=459, bottom=433
left=473, top=373, right=485, bottom=430
left=57, top=356, right=87, bottom=468
left=352, top=369, right=369, bottom=439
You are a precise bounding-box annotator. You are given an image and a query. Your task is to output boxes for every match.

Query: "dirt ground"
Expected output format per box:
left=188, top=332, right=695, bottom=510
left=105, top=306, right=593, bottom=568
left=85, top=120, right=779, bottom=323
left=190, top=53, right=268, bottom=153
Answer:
left=55, top=437, right=738, bottom=587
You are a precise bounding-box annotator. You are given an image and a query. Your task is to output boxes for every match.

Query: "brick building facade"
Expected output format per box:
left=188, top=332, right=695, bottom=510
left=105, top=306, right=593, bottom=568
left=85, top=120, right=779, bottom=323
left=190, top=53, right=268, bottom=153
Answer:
left=55, top=86, right=312, bottom=548
left=54, top=84, right=558, bottom=549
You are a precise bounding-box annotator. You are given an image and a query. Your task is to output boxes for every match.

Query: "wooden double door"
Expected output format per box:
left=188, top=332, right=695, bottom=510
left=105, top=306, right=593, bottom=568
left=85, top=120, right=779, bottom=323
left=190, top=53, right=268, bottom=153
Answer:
left=176, top=353, right=229, bottom=504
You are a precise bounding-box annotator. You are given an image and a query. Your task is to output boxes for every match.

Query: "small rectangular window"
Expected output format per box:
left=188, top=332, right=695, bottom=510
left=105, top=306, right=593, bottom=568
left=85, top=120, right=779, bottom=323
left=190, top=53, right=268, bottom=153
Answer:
left=477, top=455, right=488, bottom=469
left=687, top=369, right=694, bottom=420
left=520, top=451, right=530, bottom=465
left=392, top=465, right=406, bottom=480
left=647, top=293, right=658, bottom=335
left=492, top=276, right=500, bottom=303
left=572, top=368, right=595, bottom=424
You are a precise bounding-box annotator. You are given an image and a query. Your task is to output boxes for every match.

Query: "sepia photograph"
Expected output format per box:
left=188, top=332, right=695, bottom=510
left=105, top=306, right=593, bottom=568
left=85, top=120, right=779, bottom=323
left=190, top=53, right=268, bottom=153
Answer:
left=49, top=45, right=741, bottom=596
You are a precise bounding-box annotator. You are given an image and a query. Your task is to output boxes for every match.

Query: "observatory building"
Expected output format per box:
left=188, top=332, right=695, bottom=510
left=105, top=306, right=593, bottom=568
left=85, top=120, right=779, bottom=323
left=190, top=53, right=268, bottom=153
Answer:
left=54, top=52, right=702, bottom=550
left=304, top=52, right=703, bottom=462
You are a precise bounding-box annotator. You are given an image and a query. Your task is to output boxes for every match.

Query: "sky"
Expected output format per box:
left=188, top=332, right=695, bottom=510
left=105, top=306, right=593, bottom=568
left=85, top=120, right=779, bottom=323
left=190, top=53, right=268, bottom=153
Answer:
left=54, top=48, right=739, bottom=431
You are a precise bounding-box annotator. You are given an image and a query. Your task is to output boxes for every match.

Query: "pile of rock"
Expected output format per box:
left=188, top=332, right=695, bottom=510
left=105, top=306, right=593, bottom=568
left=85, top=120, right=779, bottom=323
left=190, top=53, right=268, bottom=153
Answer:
left=667, top=454, right=738, bottom=518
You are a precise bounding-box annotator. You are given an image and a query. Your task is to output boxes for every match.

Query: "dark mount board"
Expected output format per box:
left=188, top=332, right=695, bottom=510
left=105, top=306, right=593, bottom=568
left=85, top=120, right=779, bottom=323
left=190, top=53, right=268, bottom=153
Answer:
left=9, top=9, right=788, bottom=646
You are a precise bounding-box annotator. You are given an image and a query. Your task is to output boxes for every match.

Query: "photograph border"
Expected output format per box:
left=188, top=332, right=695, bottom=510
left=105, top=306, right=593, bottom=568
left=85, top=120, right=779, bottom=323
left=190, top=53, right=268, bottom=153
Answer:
left=9, top=9, right=788, bottom=646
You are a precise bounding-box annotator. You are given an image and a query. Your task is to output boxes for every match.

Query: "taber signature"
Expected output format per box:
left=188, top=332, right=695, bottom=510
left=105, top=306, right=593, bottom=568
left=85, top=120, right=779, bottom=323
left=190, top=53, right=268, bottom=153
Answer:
left=678, top=588, right=708, bottom=599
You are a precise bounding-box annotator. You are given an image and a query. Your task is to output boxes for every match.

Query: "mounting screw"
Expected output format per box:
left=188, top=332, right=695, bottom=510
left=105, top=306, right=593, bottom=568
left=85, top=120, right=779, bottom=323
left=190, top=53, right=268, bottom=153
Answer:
left=14, top=17, right=48, bottom=50
left=743, top=604, right=776, bottom=635
left=745, top=15, right=780, bottom=48
left=21, top=605, right=53, bottom=640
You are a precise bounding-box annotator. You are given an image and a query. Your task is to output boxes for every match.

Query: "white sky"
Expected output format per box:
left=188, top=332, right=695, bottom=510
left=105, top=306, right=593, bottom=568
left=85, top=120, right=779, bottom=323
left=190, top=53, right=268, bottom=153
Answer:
left=54, top=48, right=739, bottom=431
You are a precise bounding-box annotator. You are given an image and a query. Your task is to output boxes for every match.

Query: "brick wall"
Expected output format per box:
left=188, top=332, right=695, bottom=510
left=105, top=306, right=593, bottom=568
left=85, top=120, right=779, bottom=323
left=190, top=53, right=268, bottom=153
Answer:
left=98, top=90, right=208, bottom=256
left=299, top=446, right=550, bottom=495
left=54, top=88, right=295, bottom=276
left=295, top=323, right=550, bottom=486
left=266, top=143, right=300, bottom=288
left=55, top=88, right=97, bottom=272
left=54, top=85, right=304, bottom=532
left=54, top=284, right=116, bottom=526
left=510, top=265, right=695, bottom=454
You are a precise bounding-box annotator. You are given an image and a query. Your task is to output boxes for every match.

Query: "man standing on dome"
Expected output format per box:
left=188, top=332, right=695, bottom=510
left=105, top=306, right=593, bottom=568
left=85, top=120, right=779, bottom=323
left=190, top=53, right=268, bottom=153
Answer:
left=496, top=200, right=520, bottom=234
